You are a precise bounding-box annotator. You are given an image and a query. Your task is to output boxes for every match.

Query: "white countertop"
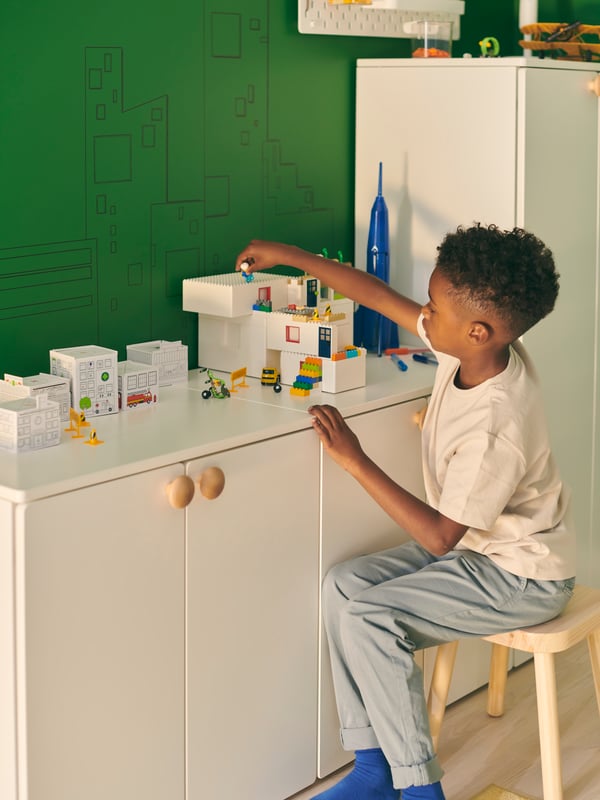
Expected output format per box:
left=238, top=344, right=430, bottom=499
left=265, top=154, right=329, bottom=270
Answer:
left=0, top=355, right=436, bottom=504
left=357, top=56, right=600, bottom=72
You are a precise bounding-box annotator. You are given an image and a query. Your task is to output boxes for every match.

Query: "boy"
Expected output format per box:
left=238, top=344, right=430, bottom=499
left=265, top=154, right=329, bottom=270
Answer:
left=236, top=224, right=576, bottom=800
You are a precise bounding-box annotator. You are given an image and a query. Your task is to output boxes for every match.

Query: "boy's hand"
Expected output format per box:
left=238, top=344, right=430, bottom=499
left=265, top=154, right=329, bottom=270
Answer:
left=236, top=240, right=300, bottom=275
left=308, top=404, right=365, bottom=472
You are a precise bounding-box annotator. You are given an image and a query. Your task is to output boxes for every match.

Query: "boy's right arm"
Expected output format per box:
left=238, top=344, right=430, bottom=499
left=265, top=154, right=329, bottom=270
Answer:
left=236, top=240, right=422, bottom=338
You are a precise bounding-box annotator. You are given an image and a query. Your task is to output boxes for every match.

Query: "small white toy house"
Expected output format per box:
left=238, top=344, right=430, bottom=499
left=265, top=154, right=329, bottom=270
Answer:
left=118, top=361, right=160, bottom=411
left=126, top=340, right=188, bottom=386
left=0, top=393, right=61, bottom=453
left=3, top=372, right=71, bottom=423
left=182, top=271, right=366, bottom=393
left=50, top=345, right=118, bottom=417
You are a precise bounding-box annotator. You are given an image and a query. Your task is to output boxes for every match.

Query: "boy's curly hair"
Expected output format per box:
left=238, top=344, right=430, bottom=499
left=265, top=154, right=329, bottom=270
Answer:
left=435, top=223, right=559, bottom=339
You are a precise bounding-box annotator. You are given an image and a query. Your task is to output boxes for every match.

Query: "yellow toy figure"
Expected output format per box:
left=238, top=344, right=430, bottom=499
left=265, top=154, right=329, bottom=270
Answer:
left=84, top=428, right=104, bottom=446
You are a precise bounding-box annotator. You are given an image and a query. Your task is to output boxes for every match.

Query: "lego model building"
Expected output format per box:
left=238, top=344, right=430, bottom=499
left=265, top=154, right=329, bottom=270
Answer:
left=118, top=361, right=160, bottom=411
left=182, top=271, right=366, bottom=393
left=49, top=345, right=118, bottom=416
left=126, top=340, right=188, bottom=386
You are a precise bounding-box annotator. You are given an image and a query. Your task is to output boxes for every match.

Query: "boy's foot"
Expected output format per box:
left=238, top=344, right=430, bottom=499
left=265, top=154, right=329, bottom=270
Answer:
left=311, top=748, right=400, bottom=800
left=401, top=782, right=446, bottom=799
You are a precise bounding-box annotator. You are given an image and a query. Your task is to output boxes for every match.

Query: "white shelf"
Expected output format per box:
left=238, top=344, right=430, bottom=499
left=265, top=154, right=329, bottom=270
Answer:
left=298, top=0, right=464, bottom=38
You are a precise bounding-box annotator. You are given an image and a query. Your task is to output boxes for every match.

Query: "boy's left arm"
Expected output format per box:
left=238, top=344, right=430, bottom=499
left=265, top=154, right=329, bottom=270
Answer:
left=309, top=404, right=467, bottom=556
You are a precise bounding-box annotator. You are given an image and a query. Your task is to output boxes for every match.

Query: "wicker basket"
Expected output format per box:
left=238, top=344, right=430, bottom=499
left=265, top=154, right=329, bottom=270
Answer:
left=520, top=22, right=600, bottom=61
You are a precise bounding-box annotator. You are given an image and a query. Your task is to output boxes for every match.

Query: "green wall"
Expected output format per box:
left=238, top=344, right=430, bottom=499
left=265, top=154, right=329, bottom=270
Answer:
left=0, top=1, right=595, bottom=375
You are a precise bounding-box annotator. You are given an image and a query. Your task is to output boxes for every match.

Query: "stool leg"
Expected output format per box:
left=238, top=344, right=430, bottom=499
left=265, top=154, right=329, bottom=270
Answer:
left=427, top=640, right=459, bottom=752
left=589, top=628, right=600, bottom=716
left=533, top=651, right=563, bottom=800
left=487, top=643, right=510, bottom=717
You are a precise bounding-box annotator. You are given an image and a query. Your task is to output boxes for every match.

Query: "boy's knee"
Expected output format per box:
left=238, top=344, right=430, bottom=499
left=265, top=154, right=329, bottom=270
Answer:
left=339, top=599, right=417, bottom=656
left=321, top=565, right=350, bottom=622
left=322, top=560, right=354, bottom=601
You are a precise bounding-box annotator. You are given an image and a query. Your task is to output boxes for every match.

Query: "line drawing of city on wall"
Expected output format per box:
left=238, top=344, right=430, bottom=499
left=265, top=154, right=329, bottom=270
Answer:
left=0, top=8, right=335, bottom=373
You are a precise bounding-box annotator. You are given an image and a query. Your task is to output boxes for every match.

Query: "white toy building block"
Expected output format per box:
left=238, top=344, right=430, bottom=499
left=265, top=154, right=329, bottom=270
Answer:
left=182, top=267, right=366, bottom=393
left=183, top=272, right=290, bottom=317
left=126, top=340, right=188, bottom=386
left=3, top=372, right=71, bottom=423
left=118, top=361, right=160, bottom=411
left=0, top=394, right=61, bottom=453
left=49, top=345, right=118, bottom=417
left=183, top=272, right=291, bottom=376
left=280, top=347, right=367, bottom=393
left=322, top=348, right=367, bottom=393
left=194, top=313, right=270, bottom=377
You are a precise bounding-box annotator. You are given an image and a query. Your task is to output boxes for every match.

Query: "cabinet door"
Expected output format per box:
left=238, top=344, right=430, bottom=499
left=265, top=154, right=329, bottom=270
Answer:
left=186, top=430, right=320, bottom=800
left=0, top=499, right=16, bottom=800
left=318, top=398, right=427, bottom=777
left=517, top=65, right=600, bottom=589
left=14, top=465, right=185, bottom=800
left=355, top=63, right=518, bottom=315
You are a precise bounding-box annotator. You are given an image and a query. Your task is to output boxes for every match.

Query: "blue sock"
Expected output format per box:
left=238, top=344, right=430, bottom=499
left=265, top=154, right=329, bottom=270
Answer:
left=311, top=748, right=400, bottom=800
left=401, top=781, right=446, bottom=800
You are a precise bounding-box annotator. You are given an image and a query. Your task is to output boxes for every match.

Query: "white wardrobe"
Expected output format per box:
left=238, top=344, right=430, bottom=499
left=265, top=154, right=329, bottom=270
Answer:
left=355, top=56, right=600, bottom=591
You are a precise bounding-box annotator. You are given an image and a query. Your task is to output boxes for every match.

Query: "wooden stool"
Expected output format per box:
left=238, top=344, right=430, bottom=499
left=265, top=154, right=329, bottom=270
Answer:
left=426, top=584, right=600, bottom=800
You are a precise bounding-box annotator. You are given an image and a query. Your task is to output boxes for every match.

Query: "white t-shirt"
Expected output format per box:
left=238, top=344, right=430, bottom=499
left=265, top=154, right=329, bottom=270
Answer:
left=418, top=315, right=576, bottom=580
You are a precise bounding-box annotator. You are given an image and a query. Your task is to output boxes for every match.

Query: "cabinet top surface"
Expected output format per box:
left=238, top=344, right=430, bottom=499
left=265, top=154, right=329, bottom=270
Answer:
left=357, top=56, right=600, bottom=72
left=0, top=356, right=434, bottom=503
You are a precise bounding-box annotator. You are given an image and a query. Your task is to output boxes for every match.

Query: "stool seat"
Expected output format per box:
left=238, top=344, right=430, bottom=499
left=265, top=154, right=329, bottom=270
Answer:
left=426, top=584, right=600, bottom=800
left=484, top=584, right=600, bottom=653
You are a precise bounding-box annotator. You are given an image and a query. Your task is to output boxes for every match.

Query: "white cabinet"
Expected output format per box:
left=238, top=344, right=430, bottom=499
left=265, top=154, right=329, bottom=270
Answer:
left=186, top=431, right=320, bottom=800
left=355, top=58, right=600, bottom=696
left=12, top=465, right=186, bottom=800
left=0, top=499, right=16, bottom=800
left=318, top=397, right=428, bottom=777
left=0, top=363, right=435, bottom=800
left=355, top=57, right=599, bottom=589
left=9, top=433, right=320, bottom=800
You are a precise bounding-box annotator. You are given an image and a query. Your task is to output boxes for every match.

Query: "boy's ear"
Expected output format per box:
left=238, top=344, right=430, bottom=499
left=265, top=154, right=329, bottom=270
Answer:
left=467, top=321, right=492, bottom=345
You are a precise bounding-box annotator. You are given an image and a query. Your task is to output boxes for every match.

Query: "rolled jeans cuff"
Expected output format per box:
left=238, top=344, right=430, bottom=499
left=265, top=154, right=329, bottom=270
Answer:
left=339, top=725, right=380, bottom=751
left=390, top=755, right=444, bottom=789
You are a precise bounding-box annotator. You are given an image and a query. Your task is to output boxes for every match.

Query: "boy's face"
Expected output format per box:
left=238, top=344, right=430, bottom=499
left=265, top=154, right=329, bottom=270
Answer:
left=421, top=268, right=472, bottom=356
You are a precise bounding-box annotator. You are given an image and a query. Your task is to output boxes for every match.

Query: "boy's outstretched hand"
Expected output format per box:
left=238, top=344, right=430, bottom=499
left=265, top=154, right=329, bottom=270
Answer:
left=308, top=404, right=365, bottom=472
left=236, top=240, right=303, bottom=275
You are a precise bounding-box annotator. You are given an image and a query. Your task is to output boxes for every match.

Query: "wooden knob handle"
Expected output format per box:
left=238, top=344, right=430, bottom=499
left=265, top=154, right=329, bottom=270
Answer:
left=590, top=75, right=600, bottom=97
left=197, top=466, right=226, bottom=500
left=413, top=405, right=427, bottom=431
left=166, top=475, right=196, bottom=509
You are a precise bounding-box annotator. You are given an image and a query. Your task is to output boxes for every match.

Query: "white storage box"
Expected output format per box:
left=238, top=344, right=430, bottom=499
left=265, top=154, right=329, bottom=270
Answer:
left=3, top=372, right=71, bottom=422
left=118, top=361, right=160, bottom=411
left=0, top=394, right=61, bottom=452
left=126, top=340, right=188, bottom=386
left=49, top=345, right=118, bottom=417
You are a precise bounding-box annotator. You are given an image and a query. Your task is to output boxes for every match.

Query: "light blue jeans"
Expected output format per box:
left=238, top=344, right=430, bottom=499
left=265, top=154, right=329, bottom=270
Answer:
left=322, top=540, right=575, bottom=789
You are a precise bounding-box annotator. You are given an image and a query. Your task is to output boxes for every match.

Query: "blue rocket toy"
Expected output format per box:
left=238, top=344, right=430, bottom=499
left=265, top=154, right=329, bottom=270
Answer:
left=355, top=162, right=399, bottom=355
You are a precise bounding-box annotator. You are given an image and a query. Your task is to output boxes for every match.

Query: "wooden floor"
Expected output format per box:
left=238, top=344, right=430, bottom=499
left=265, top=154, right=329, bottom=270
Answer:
left=290, top=640, right=600, bottom=800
